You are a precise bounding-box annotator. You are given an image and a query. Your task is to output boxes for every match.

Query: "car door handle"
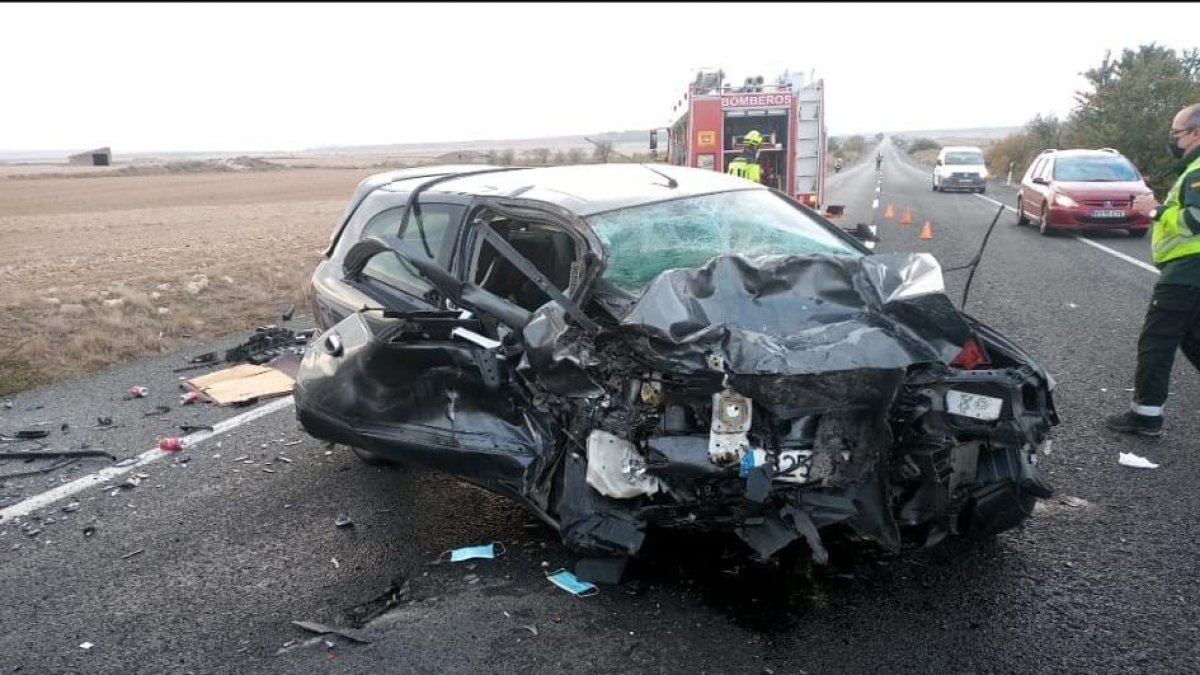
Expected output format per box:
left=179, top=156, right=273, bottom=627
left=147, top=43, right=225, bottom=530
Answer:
left=323, top=332, right=344, bottom=357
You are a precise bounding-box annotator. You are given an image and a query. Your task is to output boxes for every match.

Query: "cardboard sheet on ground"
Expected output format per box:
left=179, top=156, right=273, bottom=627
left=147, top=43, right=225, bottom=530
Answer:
left=185, top=363, right=294, bottom=406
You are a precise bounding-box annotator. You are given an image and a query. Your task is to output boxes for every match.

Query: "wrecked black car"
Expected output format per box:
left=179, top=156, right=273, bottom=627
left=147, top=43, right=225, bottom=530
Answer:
left=295, top=163, right=1059, bottom=566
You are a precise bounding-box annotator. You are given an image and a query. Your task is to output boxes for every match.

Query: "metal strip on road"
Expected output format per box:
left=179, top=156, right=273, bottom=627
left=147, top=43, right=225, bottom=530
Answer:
left=972, top=193, right=1160, bottom=276
left=0, top=395, right=296, bottom=522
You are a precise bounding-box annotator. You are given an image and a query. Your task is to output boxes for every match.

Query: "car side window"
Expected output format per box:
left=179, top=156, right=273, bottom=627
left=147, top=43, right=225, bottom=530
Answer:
left=470, top=214, right=580, bottom=312
left=360, top=203, right=464, bottom=296
left=1037, top=158, right=1054, bottom=182
left=1026, top=157, right=1045, bottom=182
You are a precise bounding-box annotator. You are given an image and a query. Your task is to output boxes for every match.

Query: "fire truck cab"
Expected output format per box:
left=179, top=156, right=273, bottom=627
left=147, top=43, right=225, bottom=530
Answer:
left=654, top=68, right=832, bottom=213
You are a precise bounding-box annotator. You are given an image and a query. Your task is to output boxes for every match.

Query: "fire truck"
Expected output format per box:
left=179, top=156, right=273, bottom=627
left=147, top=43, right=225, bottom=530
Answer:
left=653, top=68, right=834, bottom=213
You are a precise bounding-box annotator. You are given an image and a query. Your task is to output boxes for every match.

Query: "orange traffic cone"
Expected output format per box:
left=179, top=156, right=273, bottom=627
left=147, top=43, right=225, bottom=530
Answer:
left=883, top=204, right=894, bottom=219
left=919, top=221, right=933, bottom=240
left=900, top=207, right=913, bottom=225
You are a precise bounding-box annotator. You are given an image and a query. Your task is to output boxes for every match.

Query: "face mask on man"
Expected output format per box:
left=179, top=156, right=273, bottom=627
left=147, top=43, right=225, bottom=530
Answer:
left=1169, top=136, right=1185, bottom=160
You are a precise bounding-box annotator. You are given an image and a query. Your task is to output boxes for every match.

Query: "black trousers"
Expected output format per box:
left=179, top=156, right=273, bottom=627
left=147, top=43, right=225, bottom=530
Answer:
left=1134, top=282, right=1200, bottom=408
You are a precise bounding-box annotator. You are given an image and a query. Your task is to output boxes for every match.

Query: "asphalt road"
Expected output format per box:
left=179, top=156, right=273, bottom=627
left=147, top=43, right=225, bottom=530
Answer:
left=3, top=144, right=1199, bottom=675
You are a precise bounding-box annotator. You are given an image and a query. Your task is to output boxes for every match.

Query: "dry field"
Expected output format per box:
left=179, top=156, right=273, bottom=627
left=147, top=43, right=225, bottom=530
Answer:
left=0, top=167, right=376, bottom=395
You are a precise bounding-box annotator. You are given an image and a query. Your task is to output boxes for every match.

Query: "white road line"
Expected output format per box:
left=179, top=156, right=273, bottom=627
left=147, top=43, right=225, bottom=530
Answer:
left=0, top=395, right=296, bottom=522
left=972, top=193, right=1159, bottom=276
left=972, top=193, right=1018, bottom=214
left=872, top=198, right=879, bottom=209
left=1073, top=237, right=1160, bottom=275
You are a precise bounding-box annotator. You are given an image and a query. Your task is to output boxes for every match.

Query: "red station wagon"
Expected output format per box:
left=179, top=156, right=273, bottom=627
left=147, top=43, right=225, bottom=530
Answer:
left=1016, top=148, right=1154, bottom=237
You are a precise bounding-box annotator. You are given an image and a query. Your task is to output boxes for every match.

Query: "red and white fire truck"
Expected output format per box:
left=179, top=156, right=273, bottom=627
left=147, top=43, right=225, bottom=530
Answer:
left=653, top=68, right=833, bottom=213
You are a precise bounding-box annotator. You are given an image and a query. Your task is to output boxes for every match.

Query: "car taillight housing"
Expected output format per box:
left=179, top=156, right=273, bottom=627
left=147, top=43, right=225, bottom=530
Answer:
left=950, top=335, right=991, bottom=370
left=799, top=193, right=818, bottom=207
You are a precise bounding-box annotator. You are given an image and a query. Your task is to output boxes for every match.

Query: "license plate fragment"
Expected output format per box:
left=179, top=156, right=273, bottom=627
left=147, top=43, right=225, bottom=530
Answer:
left=1091, top=209, right=1125, bottom=218
left=945, top=390, right=1003, bottom=421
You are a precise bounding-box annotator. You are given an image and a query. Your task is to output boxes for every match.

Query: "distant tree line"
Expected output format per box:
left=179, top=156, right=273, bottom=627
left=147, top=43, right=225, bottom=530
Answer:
left=988, top=44, right=1200, bottom=195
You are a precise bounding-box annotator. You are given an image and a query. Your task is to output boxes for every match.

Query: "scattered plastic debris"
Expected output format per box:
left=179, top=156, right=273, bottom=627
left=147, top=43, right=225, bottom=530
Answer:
left=439, top=542, right=505, bottom=563
left=331, top=557, right=340, bottom=569
left=291, top=621, right=372, bottom=644
left=335, top=515, right=354, bottom=529
left=128, top=386, right=149, bottom=399
left=545, top=569, right=599, bottom=597
left=79, top=642, right=94, bottom=650
left=143, top=405, right=171, bottom=417
left=1119, top=452, right=1159, bottom=469
left=262, top=468, right=276, bottom=474
left=158, top=437, right=182, bottom=453
left=9, top=430, right=49, bottom=440
left=96, top=417, right=113, bottom=428
left=122, top=548, right=145, bottom=560
left=521, top=624, right=539, bottom=636
left=276, top=456, right=293, bottom=464
left=180, top=392, right=200, bottom=405
left=179, top=424, right=214, bottom=434
left=1060, top=496, right=1089, bottom=508
left=82, top=525, right=96, bottom=537
left=283, top=440, right=303, bottom=447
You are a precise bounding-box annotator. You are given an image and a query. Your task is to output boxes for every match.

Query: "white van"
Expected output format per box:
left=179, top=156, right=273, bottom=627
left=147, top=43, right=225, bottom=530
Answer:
left=932, top=146, right=988, bottom=193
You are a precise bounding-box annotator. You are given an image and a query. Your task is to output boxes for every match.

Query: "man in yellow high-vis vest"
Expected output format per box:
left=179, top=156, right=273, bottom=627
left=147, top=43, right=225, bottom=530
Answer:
left=727, top=130, right=763, bottom=183
left=1107, top=102, right=1200, bottom=437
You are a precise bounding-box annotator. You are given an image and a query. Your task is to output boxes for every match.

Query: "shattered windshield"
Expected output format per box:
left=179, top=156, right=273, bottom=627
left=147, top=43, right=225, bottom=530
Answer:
left=587, top=189, right=859, bottom=293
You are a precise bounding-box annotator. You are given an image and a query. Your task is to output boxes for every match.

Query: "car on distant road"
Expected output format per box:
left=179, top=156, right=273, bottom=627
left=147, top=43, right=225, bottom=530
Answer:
left=932, top=146, right=989, bottom=193
left=294, top=163, right=1058, bottom=570
left=1016, top=148, right=1154, bottom=237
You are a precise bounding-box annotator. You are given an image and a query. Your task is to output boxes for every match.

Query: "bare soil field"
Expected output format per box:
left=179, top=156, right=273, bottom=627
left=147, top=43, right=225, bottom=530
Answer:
left=0, top=168, right=375, bottom=395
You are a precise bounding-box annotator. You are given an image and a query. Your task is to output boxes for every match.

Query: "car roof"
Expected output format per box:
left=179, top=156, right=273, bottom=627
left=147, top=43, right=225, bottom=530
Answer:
left=1048, top=148, right=1129, bottom=159
left=374, top=163, right=766, bottom=217
left=941, top=145, right=983, bottom=153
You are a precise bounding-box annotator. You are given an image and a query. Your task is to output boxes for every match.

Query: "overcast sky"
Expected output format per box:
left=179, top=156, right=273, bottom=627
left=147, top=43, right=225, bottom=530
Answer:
left=1, top=2, right=1196, bottom=153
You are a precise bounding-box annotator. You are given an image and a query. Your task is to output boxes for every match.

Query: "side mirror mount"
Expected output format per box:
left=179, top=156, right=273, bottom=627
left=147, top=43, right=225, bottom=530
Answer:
left=935, top=159, right=943, bottom=166
left=1032, top=176, right=1050, bottom=185
left=844, top=222, right=879, bottom=250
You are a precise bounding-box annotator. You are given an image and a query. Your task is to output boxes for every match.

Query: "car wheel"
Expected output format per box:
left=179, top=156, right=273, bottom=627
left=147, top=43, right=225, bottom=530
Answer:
left=931, top=180, right=937, bottom=192
left=1130, top=227, right=1149, bottom=238
left=978, top=185, right=986, bottom=194
left=1038, top=204, right=1052, bottom=235
left=350, top=445, right=393, bottom=467
left=1016, top=197, right=1030, bottom=225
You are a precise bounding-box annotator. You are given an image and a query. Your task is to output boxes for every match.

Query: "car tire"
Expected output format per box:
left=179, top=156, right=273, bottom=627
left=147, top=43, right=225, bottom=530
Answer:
left=932, top=180, right=937, bottom=192
left=350, top=445, right=393, bottom=467
left=1016, top=197, right=1030, bottom=226
left=1038, top=204, right=1052, bottom=235
left=1130, top=228, right=1149, bottom=238
left=978, top=185, right=986, bottom=194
